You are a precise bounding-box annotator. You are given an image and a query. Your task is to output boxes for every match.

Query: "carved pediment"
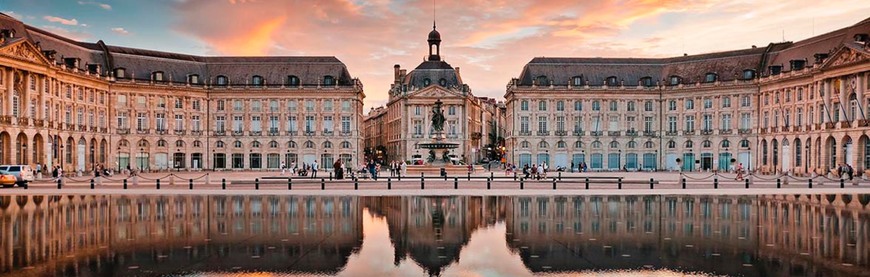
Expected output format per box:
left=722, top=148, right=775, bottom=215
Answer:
left=409, top=86, right=462, bottom=99
left=821, top=45, right=870, bottom=69
left=0, top=39, right=52, bottom=66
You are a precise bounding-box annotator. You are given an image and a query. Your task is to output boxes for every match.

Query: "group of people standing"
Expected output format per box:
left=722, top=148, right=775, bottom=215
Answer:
left=521, top=163, right=549, bottom=180
left=280, top=161, right=319, bottom=178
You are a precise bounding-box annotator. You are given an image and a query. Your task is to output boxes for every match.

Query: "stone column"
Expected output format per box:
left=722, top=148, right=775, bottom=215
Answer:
left=858, top=73, right=866, bottom=120
left=839, top=76, right=848, bottom=121
left=37, top=75, right=45, bottom=120
left=823, top=80, right=832, bottom=123
left=5, top=70, right=13, bottom=117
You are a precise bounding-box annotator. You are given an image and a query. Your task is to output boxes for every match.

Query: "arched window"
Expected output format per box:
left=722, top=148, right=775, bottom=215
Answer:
left=538, top=141, right=549, bottom=148
left=287, top=141, right=297, bottom=148
left=609, top=141, right=619, bottom=149
left=157, top=139, right=167, bottom=147
left=234, top=141, right=242, bottom=148
left=269, top=141, right=278, bottom=148
left=592, top=141, right=602, bottom=148
left=742, top=69, right=755, bottom=80
left=606, top=76, right=618, bottom=86
left=304, top=141, right=315, bottom=148
left=520, top=100, right=529, bottom=111
left=439, top=78, right=447, bottom=86
left=340, top=141, right=351, bottom=149
left=535, top=75, right=548, bottom=86
left=574, top=141, right=583, bottom=148
left=644, top=141, right=654, bottom=148
left=574, top=100, right=582, bottom=111
left=761, top=140, right=768, bottom=165
left=251, top=141, right=261, bottom=148
left=704, top=73, right=718, bottom=83
left=323, top=75, right=335, bottom=86
left=627, top=101, right=635, bottom=112
left=188, top=74, right=200, bottom=84
left=216, top=141, right=224, bottom=148
left=216, top=75, right=228, bottom=86
left=423, top=78, right=431, bottom=87
left=556, top=101, right=564, bottom=111
left=702, top=140, right=712, bottom=148
left=538, top=100, right=547, bottom=111
left=252, top=75, right=264, bottom=87
left=627, top=141, right=636, bottom=148
left=669, top=75, right=681, bottom=86
left=119, top=140, right=129, bottom=147
left=592, top=101, right=601, bottom=111
left=739, top=139, right=750, bottom=148
left=685, top=140, right=693, bottom=148
left=609, top=101, right=618, bottom=111
left=520, top=141, right=530, bottom=149
left=175, top=140, right=184, bottom=148
left=323, top=141, right=333, bottom=148
left=667, top=140, right=676, bottom=149
left=721, top=140, right=731, bottom=148
left=287, top=75, right=300, bottom=86
left=556, top=141, right=567, bottom=148
left=193, top=140, right=201, bottom=148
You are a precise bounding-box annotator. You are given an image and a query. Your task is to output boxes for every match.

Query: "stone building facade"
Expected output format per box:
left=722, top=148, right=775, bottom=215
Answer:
left=0, top=13, right=364, bottom=173
left=506, top=18, right=870, bottom=174
left=363, top=25, right=501, bottom=164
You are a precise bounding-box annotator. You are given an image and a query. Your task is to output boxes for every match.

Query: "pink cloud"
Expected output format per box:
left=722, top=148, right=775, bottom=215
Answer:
left=43, top=15, right=79, bottom=26
left=169, top=0, right=870, bottom=109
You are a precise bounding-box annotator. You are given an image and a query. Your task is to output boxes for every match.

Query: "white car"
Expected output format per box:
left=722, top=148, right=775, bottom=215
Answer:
left=0, top=165, right=34, bottom=186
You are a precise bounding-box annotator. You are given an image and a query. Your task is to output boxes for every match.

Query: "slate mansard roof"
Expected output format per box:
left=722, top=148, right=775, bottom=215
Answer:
left=516, top=17, right=870, bottom=87
left=0, top=12, right=355, bottom=86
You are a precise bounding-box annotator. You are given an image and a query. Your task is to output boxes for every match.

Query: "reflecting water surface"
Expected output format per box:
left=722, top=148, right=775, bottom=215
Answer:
left=0, top=194, right=868, bottom=276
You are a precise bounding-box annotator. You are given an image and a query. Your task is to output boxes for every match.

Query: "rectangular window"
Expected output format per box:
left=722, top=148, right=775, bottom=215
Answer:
left=414, top=120, right=423, bottom=135
left=216, top=116, right=226, bottom=132
left=574, top=101, right=582, bottom=111
left=741, top=96, right=750, bottom=107
left=720, top=114, right=731, bottom=130
left=608, top=115, right=618, bottom=131
left=740, top=113, right=751, bottom=130
left=704, top=98, right=712, bottom=109
left=323, top=116, right=333, bottom=132
left=270, top=100, right=279, bottom=112
left=722, top=97, right=731, bottom=108
left=342, top=100, right=351, bottom=112
left=796, top=108, right=803, bottom=126
left=668, top=101, right=676, bottom=111
left=448, top=106, right=456, bottom=115
left=556, top=116, right=565, bottom=132
left=156, top=113, right=166, bottom=131
left=269, top=116, right=279, bottom=132
left=625, top=116, right=635, bottom=131
left=137, top=113, right=147, bottom=130
left=174, top=114, right=184, bottom=131
left=538, top=116, right=548, bottom=132
left=233, top=116, right=243, bottom=132
left=306, top=100, right=315, bottom=112
left=193, top=100, right=201, bottom=111
left=702, top=114, right=712, bottom=131
left=685, top=115, right=695, bottom=132
left=574, top=116, right=583, bottom=132
left=341, top=116, right=351, bottom=133
left=644, top=116, right=653, bottom=132
left=192, top=115, right=201, bottom=131
left=644, top=101, right=653, bottom=111
left=415, top=106, right=422, bottom=116
left=668, top=116, right=677, bottom=133
left=137, top=96, right=146, bottom=106
left=175, top=98, right=183, bottom=109
left=233, top=100, right=242, bottom=111
left=685, top=99, right=694, bottom=110
left=250, top=115, right=261, bottom=132
left=217, top=100, right=225, bottom=111
left=521, top=101, right=529, bottom=111
left=324, top=100, right=333, bottom=112
left=287, top=116, right=297, bottom=132
left=251, top=100, right=261, bottom=112
left=117, top=112, right=128, bottom=129
left=288, top=100, right=297, bottom=112
left=305, top=116, right=315, bottom=133
left=157, top=97, right=166, bottom=108
left=448, top=120, right=457, bottom=135
left=520, top=116, right=529, bottom=133
left=118, top=95, right=127, bottom=106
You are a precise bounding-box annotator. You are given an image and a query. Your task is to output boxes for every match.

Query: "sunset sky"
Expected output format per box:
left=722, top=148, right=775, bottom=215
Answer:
left=3, top=0, right=869, bottom=110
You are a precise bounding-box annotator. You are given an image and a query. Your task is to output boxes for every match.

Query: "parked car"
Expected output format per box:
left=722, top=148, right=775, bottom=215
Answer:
left=0, top=170, right=16, bottom=187
left=0, top=165, right=34, bottom=186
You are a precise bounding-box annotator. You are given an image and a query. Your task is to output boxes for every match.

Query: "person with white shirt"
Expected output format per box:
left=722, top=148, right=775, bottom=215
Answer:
left=311, top=161, right=319, bottom=178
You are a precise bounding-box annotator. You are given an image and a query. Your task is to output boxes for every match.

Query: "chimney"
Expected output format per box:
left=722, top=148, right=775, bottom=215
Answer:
left=813, top=53, right=829, bottom=64
left=455, top=67, right=460, bottom=75
left=394, top=64, right=401, bottom=82
left=854, top=33, right=869, bottom=43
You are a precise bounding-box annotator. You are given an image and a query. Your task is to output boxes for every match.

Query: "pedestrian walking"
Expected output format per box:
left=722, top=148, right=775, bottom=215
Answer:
left=311, top=161, right=319, bottom=178
left=735, top=163, right=744, bottom=181
left=281, top=161, right=286, bottom=175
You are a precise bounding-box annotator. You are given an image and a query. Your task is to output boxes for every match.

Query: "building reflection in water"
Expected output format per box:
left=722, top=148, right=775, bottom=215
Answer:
left=0, top=194, right=867, bottom=276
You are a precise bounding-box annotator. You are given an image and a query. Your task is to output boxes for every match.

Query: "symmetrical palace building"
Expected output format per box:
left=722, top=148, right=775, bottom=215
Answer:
left=0, top=13, right=364, bottom=172
left=506, top=17, right=870, bottom=174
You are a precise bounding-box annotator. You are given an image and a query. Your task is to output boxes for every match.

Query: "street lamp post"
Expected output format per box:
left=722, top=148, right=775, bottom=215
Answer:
left=805, top=144, right=809, bottom=174
left=747, top=146, right=752, bottom=174
left=22, top=143, right=27, bottom=164
left=116, top=146, right=121, bottom=172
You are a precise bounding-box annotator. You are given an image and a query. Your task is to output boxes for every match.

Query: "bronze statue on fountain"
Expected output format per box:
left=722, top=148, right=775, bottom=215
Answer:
left=418, top=99, right=459, bottom=165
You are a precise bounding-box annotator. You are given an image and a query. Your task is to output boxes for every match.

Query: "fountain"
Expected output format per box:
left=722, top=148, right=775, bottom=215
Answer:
left=418, top=99, right=459, bottom=166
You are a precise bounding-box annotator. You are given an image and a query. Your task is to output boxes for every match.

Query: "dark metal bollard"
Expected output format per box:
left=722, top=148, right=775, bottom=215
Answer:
left=745, top=178, right=749, bottom=189
left=421, top=172, right=424, bottom=179
left=618, top=178, right=622, bottom=190
left=520, top=178, right=524, bottom=190
left=488, top=178, right=492, bottom=190
left=467, top=172, right=471, bottom=181
left=454, top=177, right=458, bottom=189
left=90, top=179, right=95, bottom=189
left=585, top=177, right=590, bottom=190
left=255, top=178, right=260, bottom=190
left=491, top=172, right=494, bottom=180
left=288, top=178, right=292, bottom=190
left=123, top=179, right=128, bottom=189
left=189, top=179, right=193, bottom=190
left=222, top=178, right=226, bottom=190
left=321, top=179, right=325, bottom=190
left=714, top=178, right=718, bottom=189
left=650, top=178, right=654, bottom=189
left=840, top=179, right=845, bottom=188
left=776, top=178, right=781, bottom=189
left=421, top=177, right=425, bottom=190
left=513, top=172, right=517, bottom=181
left=558, top=172, right=562, bottom=181
left=57, top=178, right=62, bottom=189
left=681, top=178, right=686, bottom=189
left=157, top=179, right=161, bottom=190
left=329, top=172, right=333, bottom=181
left=553, top=178, right=557, bottom=190
left=354, top=178, right=359, bottom=190
left=808, top=178, right=813, bottom=188
left=388, top=178, right=392, bottom=190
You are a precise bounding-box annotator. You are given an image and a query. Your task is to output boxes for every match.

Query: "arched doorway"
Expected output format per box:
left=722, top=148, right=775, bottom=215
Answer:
left=861, top=135, right=870, bottom=171
left=16, top=132, right=28, bottom=165
left=0, top=132, right=10, bottom=164
left=842, top=135, right=853, bottom=167
left=825, top=136, right=836, bottom=170
left=65, top=137, right=74, bottom=170
left=77, top=137, right=86, bottom=172
left=781, top=139, right=790, bottom=173
left=90, top=138, right=97, bottom=169
left=771, top=139, right=779, bottom=171
left=100, top=139, right=107, bottom=165
left=32, top=133, right=44, bottom=165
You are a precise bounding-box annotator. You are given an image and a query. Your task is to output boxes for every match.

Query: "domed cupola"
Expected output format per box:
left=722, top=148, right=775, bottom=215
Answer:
left=427, top=22, right=441, bottom=61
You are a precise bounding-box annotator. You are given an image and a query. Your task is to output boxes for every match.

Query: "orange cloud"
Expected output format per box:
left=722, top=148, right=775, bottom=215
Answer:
left=211, top=16, right=286, bottom=55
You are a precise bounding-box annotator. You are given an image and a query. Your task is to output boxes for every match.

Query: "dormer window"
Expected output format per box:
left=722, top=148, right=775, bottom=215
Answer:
left=640, top=76, right=653, bottom=87
left=252, top=75, right=264, bottom=87
left=742, top=69, right=755, bottom=80
left=216, top=75, right=228, bottom=87
left=114, top=68, right=126, bottom=79
left=572, top=76, right=583, bottom=86
left=704, top=73, right=717, bottom=83
left=152, top=71, right=164, bottom=82
left=789, top=59, right=806, bottom=71
left=323, top=75, right=335, bottom=86
left=605, top=76, right=618, bottom=86
left=535, top=75, right=548, bottom=86
left=423, top=78, right=431, bottom=87
left=87, top=64, right=101, bottom=75
left=287, top=75, right=300, bottom=86
left=669, top=76, right=681, bottom=86
left=768, top=65, right=782, bottom=75
left=439, top=78, right=447, bottom=87
left=188, top=74, right=200, bottom=84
